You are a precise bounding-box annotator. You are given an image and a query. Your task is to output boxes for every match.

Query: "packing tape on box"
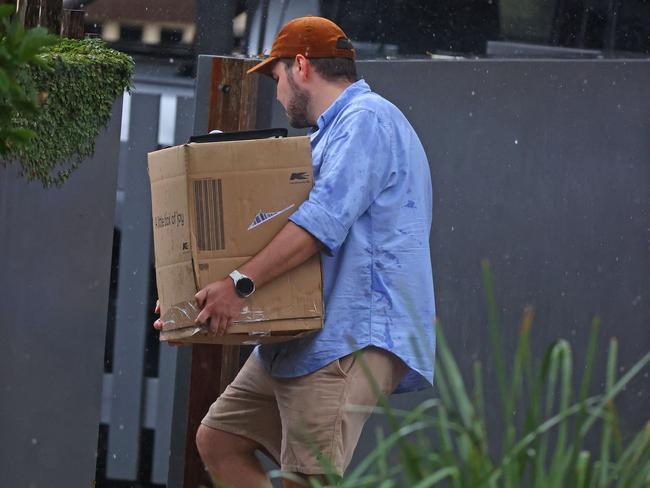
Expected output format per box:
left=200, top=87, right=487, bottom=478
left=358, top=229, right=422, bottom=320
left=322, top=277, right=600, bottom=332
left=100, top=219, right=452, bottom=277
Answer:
left=160, top=300, right=201, bottom=328
left=159, top=299, right=277, bottom=341
left=160, top=300, right=272, bottom=329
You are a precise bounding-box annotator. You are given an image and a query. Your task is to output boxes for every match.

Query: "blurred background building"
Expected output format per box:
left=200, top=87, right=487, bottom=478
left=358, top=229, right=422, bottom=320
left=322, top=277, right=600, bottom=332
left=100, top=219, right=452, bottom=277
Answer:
left=74, top=0, right=649, bottom=77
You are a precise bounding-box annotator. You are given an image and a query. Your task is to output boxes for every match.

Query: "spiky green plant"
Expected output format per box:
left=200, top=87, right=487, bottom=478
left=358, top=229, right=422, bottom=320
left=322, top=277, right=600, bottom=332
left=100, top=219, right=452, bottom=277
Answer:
left=270, top=260, right=649, bottom=487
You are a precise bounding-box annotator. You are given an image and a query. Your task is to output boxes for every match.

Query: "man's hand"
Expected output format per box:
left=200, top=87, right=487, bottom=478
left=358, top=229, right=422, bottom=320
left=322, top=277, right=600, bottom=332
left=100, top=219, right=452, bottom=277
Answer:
left=195, top=279, right=244, bottom=336
left=152, top=299, right=185, bottom=347
left=153, top=299, right=163, bottom=330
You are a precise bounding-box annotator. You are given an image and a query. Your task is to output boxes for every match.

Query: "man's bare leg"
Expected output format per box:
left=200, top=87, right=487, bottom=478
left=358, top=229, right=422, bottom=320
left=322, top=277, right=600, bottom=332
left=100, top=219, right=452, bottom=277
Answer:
left=196, top=425, right=272, bottom=488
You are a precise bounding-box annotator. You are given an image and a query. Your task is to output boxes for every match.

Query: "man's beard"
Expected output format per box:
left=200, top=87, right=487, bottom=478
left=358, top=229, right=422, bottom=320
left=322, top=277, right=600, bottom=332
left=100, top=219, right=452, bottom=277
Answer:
left=285, top=72, right=313, bottom=129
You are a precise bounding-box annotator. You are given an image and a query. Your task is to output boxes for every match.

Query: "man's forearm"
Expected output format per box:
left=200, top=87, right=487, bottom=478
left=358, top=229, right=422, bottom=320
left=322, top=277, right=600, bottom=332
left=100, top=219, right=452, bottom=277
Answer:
left=239, top=221, right=322, bottom=289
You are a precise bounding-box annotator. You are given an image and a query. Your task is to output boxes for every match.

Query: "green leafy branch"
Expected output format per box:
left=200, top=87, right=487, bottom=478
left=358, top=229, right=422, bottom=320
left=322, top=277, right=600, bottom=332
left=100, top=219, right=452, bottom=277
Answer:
left=0, top=4, right=59, bottom=155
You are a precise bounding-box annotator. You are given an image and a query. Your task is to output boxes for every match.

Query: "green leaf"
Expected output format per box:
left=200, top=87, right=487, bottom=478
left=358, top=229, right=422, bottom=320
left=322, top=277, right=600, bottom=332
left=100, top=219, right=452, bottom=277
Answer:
left=613, top=422, right=650, bottom=485
left=580, top=349, right=650, bottom=437
left=18, top=28, right=59, bottom=62
left=8, top=127, right=35, bottom=141
left=436, top=326, right=475, bottom=429
left=596, top=338, right=617, bottom=487
left=481, top=259, right=509, bottom=407
left=565, top=317, right=601, bottom=483
left=412, top=466, right=460, bottom=488
left=0, top=4, right=16, bottom=18
left=575, top=451, right=590, bottom=488
left=548, top=341, right=573, bottom=485
left=0, top=66, right=9, bottom=91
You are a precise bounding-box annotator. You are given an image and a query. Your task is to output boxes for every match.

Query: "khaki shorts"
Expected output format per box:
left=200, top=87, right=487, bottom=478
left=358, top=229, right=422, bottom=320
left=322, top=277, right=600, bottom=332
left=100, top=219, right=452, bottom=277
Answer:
left=201, top=346, right=408, bottom=476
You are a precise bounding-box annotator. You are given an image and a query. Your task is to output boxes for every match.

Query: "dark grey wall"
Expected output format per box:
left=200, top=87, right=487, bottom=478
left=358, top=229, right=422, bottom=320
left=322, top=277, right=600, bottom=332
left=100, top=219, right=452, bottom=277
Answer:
left=0, top=101, right=123, bottom=487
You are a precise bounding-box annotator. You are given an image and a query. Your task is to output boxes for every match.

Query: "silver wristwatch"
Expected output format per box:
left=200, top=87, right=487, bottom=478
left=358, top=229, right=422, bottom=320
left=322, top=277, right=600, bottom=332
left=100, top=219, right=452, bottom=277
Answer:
left=229, top=270, right=255, bottom=298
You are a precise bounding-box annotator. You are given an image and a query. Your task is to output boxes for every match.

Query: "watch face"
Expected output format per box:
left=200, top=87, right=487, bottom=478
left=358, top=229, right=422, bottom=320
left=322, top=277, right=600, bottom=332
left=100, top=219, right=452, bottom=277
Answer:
left=237, top=277, right=254, bottom=296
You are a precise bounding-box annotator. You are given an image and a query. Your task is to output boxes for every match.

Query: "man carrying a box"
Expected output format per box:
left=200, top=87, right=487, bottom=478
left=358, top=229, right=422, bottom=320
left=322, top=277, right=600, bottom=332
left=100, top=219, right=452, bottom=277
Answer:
left=154, top=16, right=436, bottom=487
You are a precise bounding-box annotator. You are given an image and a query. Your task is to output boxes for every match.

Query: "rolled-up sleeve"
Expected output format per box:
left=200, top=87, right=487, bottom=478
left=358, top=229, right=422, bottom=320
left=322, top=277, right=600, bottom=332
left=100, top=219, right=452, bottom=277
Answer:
left=289, top=109, right=396, bottom=255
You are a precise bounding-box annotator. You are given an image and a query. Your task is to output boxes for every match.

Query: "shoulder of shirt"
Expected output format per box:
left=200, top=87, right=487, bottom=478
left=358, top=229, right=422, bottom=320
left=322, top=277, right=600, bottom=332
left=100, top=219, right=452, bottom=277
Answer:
left=340, top=91, right=405, bottom=127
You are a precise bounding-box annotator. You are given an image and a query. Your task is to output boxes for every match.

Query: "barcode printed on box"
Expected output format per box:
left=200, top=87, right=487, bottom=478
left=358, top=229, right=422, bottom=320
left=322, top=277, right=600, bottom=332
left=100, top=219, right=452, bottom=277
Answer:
left=193, top=179, right=225, bottom=251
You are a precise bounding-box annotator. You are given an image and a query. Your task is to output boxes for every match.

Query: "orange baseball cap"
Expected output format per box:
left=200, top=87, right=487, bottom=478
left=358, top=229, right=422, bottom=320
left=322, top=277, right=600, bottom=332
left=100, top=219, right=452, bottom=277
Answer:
left=247, top=16, right=355, bottom=76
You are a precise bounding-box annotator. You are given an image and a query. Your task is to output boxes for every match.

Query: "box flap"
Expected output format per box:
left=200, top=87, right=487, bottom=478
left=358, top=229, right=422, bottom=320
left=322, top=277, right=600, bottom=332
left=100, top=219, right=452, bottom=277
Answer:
left=148, top=144, right=187, bottom=182
left=187, top=136, right=311, bottom=174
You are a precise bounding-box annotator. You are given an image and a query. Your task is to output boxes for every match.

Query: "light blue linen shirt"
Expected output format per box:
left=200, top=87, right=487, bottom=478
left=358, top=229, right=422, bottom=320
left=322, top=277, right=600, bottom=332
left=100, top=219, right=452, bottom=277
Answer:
left=255, top=79, right=436, bottom=393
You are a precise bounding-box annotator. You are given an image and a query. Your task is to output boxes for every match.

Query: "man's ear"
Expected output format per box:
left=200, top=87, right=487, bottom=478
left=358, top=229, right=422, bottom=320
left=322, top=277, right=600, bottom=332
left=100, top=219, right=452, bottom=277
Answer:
left=294, top=54, right=310, bottom=82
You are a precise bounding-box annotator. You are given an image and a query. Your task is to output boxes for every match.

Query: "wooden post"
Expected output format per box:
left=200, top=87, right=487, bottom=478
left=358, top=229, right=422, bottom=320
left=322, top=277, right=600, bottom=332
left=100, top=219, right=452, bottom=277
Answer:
left=17, top=0, right=40, bottom=29
left=38, top=0, right=61, bottom=35
left=183, top=57, right=260, bottom=488
left=208, top=58, right=259, bottom=132
left=61, top=9, right=84, bottom=39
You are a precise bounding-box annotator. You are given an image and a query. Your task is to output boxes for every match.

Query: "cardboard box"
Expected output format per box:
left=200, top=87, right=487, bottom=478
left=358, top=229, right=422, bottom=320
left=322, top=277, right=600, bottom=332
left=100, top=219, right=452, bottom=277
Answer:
left=148, top=135, right=322, bottom=345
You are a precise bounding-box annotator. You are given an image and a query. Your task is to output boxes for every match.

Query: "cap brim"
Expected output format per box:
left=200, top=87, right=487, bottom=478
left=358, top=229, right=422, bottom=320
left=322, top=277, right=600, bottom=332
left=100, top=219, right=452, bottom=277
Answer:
left=246, top=56, right=278, bottom=75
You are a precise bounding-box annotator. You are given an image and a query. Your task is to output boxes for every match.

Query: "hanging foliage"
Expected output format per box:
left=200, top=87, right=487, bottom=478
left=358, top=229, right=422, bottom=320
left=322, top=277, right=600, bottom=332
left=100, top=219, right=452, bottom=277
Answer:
left=3, top=37, right=134, bottom=187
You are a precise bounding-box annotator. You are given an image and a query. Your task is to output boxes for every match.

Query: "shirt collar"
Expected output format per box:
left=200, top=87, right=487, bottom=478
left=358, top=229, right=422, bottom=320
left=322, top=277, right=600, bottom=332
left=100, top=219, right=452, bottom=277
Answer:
left=316, top=79, right=371, bottom=130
